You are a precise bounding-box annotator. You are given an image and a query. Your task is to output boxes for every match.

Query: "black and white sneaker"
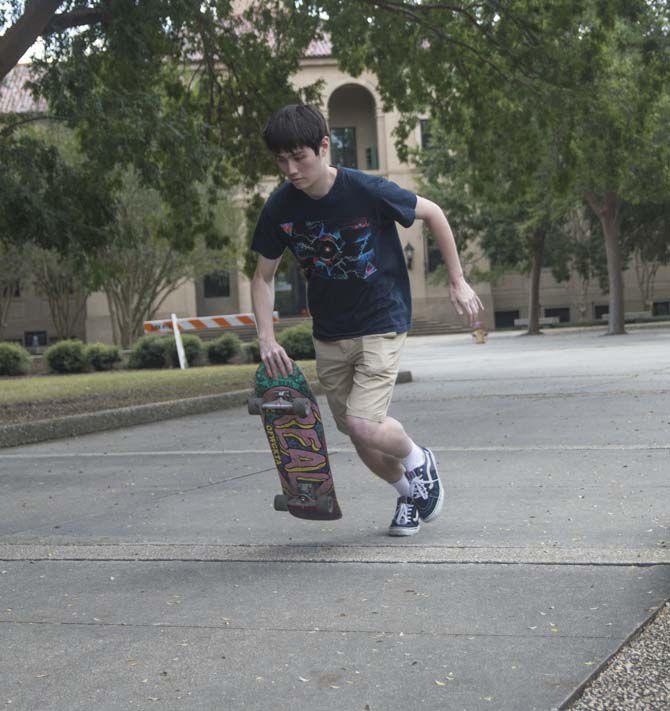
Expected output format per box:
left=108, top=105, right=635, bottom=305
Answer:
left=407, top=447, right=443, bottom=522
left=388, top=496, right=420, bottom=536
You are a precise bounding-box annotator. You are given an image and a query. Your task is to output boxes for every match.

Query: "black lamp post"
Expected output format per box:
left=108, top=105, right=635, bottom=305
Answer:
left=403, top=241, right=415, bottom=270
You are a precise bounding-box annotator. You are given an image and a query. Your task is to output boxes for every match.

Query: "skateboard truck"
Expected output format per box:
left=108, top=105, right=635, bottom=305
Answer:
left=248, top=392, right=311, bottom=418
left=274, top=492, right=336, bottom=515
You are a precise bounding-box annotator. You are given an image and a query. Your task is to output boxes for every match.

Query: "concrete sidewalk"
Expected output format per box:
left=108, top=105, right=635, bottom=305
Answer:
left=1, top=328, right=669, bottom=710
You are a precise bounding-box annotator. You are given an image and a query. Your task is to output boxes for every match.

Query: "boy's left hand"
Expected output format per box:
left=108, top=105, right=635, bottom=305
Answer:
left=449, top=277, right=484, bottom=325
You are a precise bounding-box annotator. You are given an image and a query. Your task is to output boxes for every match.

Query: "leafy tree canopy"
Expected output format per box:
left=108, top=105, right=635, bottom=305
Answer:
left=1, top=1, right=323, bottom=252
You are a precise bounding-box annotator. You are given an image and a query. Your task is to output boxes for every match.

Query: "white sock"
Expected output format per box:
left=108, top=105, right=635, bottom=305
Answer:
left=402, top=442, right=425, bottom=473
left=391, top=475, right=411, bottom=498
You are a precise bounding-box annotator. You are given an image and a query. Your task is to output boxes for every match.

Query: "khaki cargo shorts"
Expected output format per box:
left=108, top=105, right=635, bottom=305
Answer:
left=313, top=331, right=407, bottom=435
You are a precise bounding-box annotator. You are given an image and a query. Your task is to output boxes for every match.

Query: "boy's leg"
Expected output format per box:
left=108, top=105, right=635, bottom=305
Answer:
left=347, top=415, right=413, bottom=462
left=313, top=334, right=412, bottom=475
left=314, top=332, right=442, bottom=529
left=343, top=333, right=444, bottom=524
left=352, top=438, right=405, bottom=484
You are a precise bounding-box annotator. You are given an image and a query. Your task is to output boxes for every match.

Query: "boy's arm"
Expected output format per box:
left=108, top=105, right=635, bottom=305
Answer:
left=414, top=196, right=484, bottom=324
left=251, top=255, right=293, bottom=378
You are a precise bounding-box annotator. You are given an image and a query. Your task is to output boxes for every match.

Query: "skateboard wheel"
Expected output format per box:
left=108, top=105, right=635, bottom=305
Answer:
left=292, top=398, right=310, bottom=417
left=316, top=495, right=334, bottom=515
left=274, top=494, right=289, bottom=512
left=248, top=397, right=263, bottom=415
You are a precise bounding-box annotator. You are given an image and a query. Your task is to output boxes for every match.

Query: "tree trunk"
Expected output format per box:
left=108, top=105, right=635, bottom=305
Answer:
left=0, top=0, right=64, bottom=81
left=527, top=228, right=546, bottom=335
left=585, top=192, right=625, bottom=335
left=633, top=252, right=658, bottom=311
left=0, top=288, right=17, bottom=340
left=106, top=291, right=120, bottom=346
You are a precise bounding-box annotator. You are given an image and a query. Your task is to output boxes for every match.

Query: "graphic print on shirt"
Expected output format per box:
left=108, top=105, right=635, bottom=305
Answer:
left=279, top=218, right=378, bottom=280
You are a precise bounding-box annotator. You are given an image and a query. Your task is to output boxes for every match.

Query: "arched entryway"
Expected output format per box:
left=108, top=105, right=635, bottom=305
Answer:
left=327, top=84, right=379, bottom=171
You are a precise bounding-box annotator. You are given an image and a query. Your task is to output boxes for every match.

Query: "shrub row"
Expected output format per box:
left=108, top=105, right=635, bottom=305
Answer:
left=0, top=323, right=315, bottom=376
left=128, top=333, right=255, bottom=369
left=0, top=342, right=32, bottom=376
left=128, top=324, right=314, bottom=369
left=0, top=340, right=121, bottom=376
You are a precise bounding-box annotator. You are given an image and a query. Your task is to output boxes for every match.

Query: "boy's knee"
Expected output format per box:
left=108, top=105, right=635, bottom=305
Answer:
left=345, top=415, right=379, bottom=446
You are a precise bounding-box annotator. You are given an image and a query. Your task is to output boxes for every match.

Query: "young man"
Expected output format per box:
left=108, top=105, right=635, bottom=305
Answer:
left=250, top=104, right=483, bottom=536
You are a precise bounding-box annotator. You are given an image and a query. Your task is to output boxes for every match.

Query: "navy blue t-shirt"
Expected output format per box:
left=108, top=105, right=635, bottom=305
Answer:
left=251, top=167, right=417, bottom=341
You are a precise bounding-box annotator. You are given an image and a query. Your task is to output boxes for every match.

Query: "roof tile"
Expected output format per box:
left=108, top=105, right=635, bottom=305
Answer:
left=0, top=64, right=47, bottom=114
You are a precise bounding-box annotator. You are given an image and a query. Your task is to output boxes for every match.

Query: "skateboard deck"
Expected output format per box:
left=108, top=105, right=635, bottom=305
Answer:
left=248, top=361, right=342, bottom=520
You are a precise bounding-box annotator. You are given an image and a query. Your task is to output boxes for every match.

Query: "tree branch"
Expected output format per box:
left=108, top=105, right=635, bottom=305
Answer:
left=0, top=114, right=64, bottom=138
left=0, top=0, right=64, bottom=81
left=43, top=7, right=107, bottom=35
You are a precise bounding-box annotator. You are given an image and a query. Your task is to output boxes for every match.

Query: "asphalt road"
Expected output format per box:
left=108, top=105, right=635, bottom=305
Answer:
left=1, top=327, right=669, bottom=710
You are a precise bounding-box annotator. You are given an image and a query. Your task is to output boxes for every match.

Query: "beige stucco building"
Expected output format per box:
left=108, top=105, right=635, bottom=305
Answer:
left=2, top=44, right=669, bottom=348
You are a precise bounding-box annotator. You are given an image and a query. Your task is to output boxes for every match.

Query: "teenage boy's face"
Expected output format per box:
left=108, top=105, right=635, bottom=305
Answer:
left=274, top=137, right=330, bottom=190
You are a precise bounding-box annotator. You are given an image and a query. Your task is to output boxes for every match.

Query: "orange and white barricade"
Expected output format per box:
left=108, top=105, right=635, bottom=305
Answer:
left=142, top=311, right=279, bottom=369
left=143, top=312, right=278, bottom=334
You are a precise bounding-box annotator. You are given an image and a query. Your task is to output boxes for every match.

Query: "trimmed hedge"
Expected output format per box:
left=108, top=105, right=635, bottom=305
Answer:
left=45, top=339, right=88, bottom=374
left=277, top=324, right=315, bottom=360
left=85, top=343, right=121, bottom=371
left=165, top=334, right=203, bottom=367
left=207, top=333, right=242, bottom=365
left=245, top=339, right=262, bottom=364
left=0, top=342, right=31, bottom=376
left=127, top=334, right=170, bottom=369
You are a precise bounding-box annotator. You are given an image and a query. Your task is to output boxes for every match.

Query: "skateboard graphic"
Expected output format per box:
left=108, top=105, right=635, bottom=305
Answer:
left=248, top=361, right=342, bottom=520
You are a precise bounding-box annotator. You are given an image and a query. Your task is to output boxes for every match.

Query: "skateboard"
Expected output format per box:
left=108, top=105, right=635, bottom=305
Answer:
left=248, top=361, right=342, bottom=520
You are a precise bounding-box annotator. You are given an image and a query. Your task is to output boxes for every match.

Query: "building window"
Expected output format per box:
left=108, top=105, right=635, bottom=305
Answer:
left=330, top=127, right=357, bottom=168
left=365, top=145, right=379, bottom=170
left=420, top=119, right=432, bottom=149
left=495, top=310, right=520, bottom=328
left=653, top=300, right=670, bottom=316
left=25, top=331, right=47, bottom=348
left=203, top=271, right=230, bottom=299
left=544, top=307, right=571, bottom=323
left=594, top=304, right=609, bottom=320
left=426, top=245, right=442, bottom=273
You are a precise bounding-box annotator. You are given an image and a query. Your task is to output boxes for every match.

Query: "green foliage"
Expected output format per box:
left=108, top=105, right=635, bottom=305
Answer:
left=0, top=342, right=31, bottom=376
left=0, top=134, right=113, bottom=253
left=14, top=0, right=323, bottom=255
left=98, top=169, right=240, bottom=348
left=85, top=343, right=121, bottom=371
left=245, top=340, right=262, bottom=364
left=207, top=334, right=243, bottom=365
left=416, top=120, right=541, bottom=284
left=128, top=333, right=206, bottom=370
left=127, top=335, right=170, bottom=370
left=621, top=201, right=670, bottom=266
left=277, top=324, right=314, bottom=360
left=45, top=339, right=88, bottom=374
left=164, top=334, right=204, bottom=368
left=243, top=192, right=266, bottom=280
left=546, top=208, right=609, bottom=291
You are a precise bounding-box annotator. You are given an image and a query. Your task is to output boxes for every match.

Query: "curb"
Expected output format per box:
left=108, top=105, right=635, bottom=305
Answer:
left=559, top=596, right=670, bottom=710
left=0, top=389, right=253, bottom=449
left=0, top=371, right=412, bottom=449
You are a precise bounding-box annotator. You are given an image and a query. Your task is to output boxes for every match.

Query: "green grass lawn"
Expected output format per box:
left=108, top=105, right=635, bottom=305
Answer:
left=0, top=362, right=317, bottom=425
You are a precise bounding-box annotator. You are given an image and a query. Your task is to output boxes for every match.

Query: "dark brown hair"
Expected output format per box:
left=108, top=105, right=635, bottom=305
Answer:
left=262, top=104, right=329, bottom=155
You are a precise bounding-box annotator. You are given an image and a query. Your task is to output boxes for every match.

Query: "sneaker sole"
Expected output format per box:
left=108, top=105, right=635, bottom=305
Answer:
left=421, top=448, right=444, bottom=523
left=388, top=525, right=420, bottom=537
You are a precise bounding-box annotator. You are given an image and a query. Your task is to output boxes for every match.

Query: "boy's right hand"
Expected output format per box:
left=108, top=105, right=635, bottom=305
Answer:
left=259, top=337, right=293, bottom=379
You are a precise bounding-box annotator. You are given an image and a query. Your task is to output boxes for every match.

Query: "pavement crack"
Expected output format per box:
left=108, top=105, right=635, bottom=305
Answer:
left=0, top=618, right=625, bottom=641
left=0, top=466, right=277, bottom=538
